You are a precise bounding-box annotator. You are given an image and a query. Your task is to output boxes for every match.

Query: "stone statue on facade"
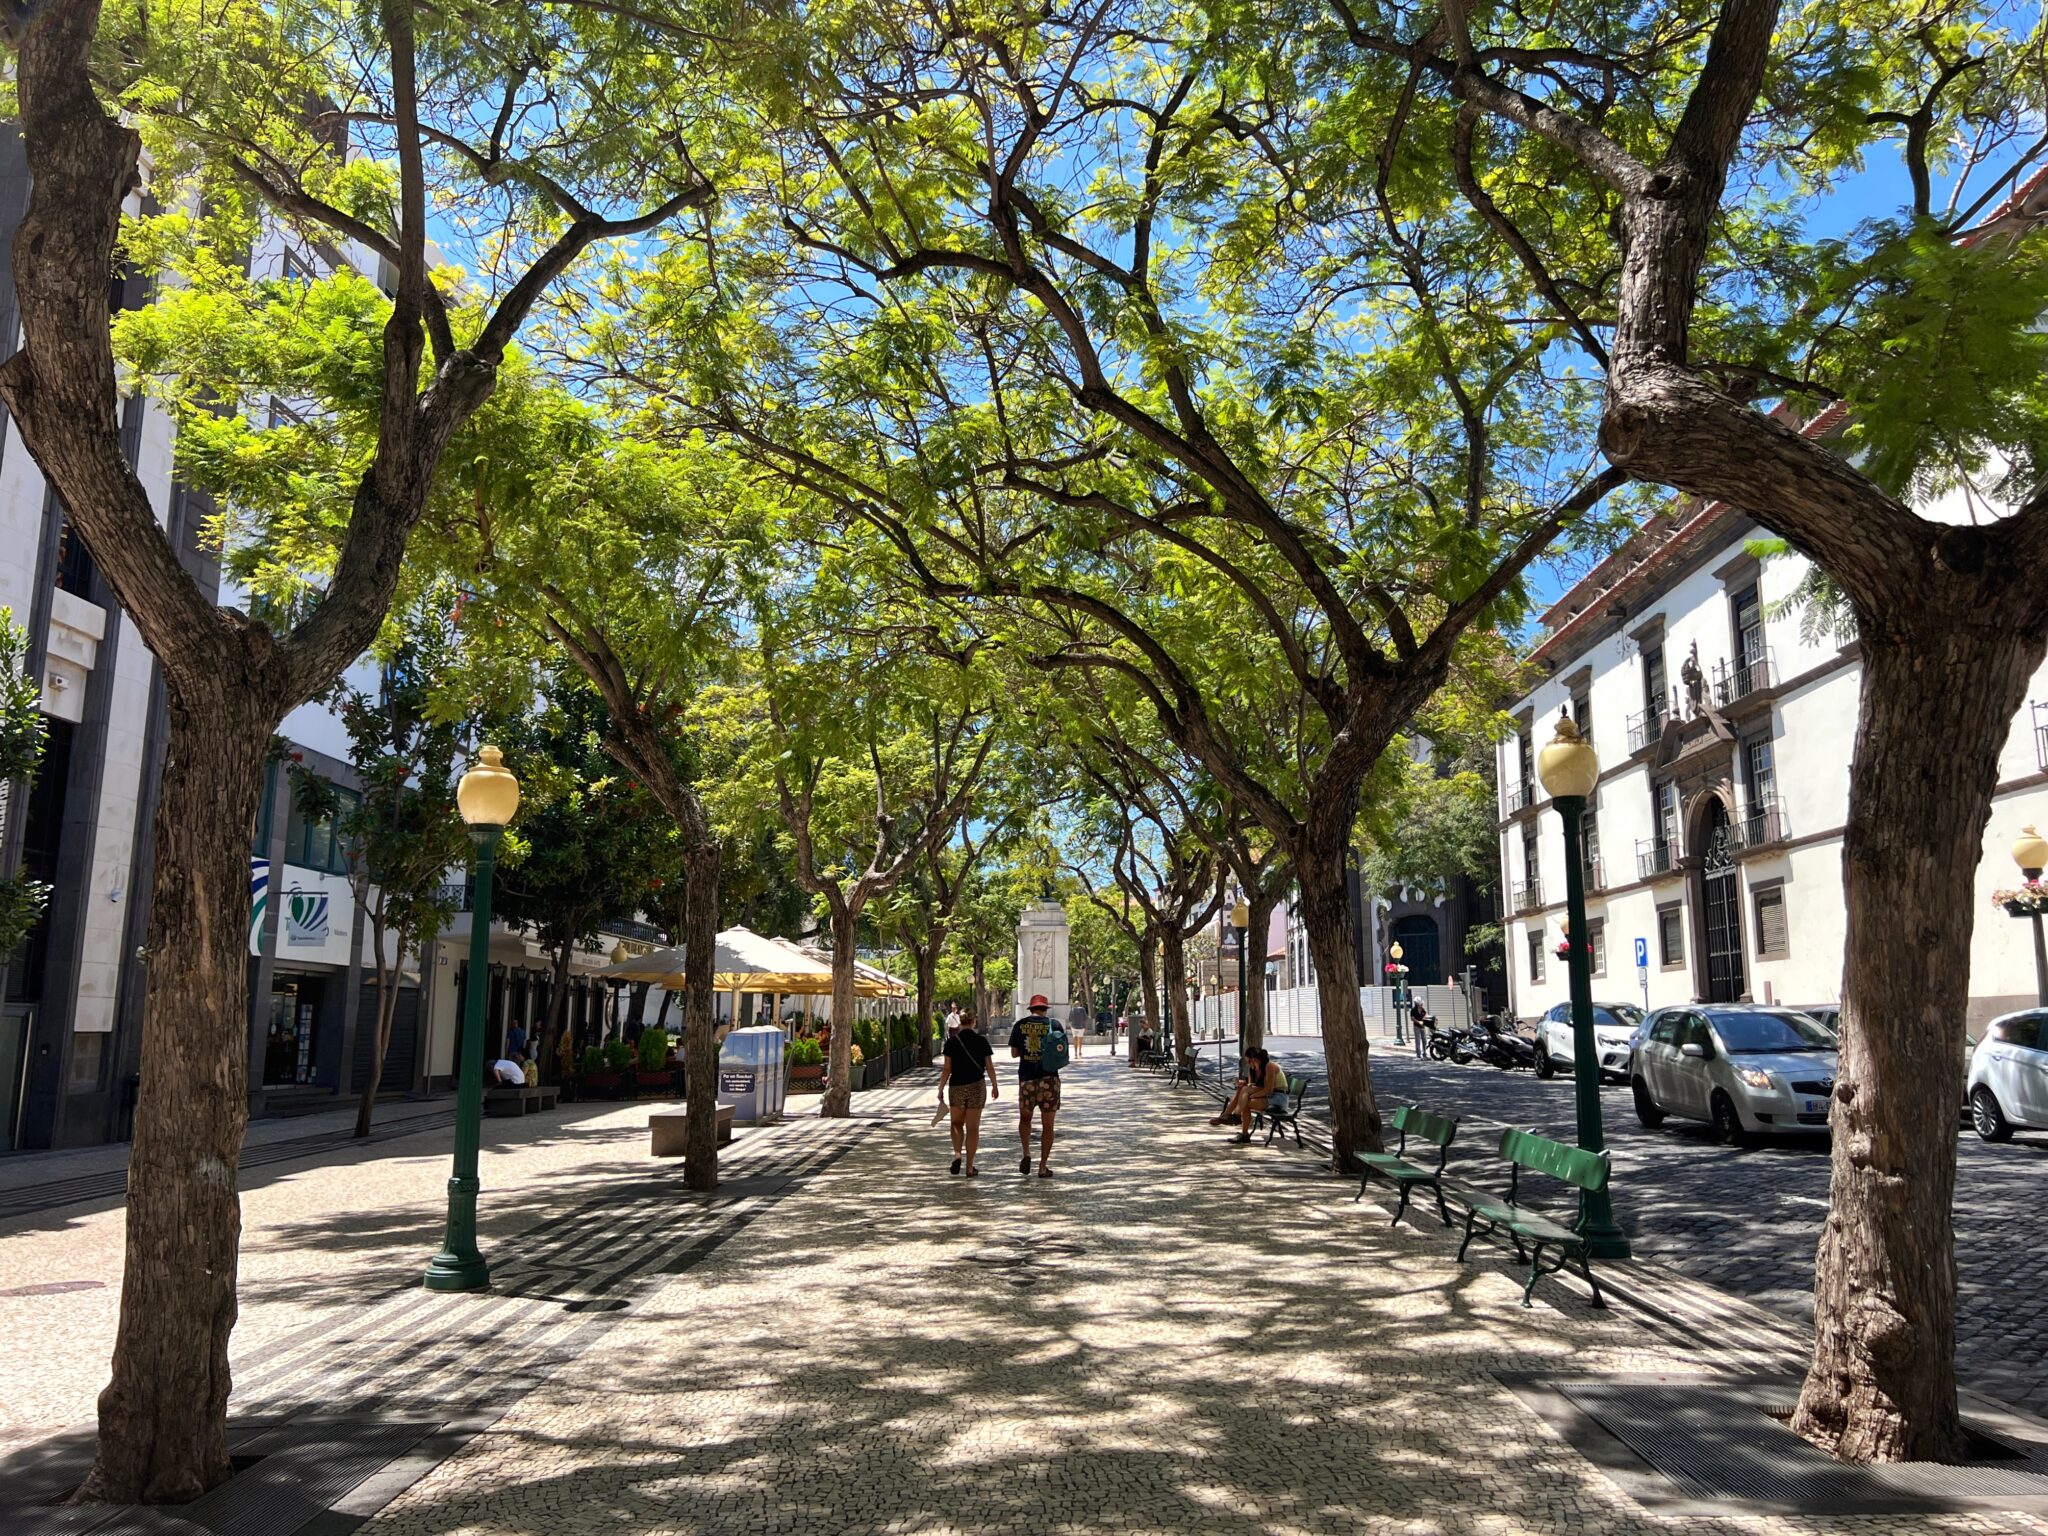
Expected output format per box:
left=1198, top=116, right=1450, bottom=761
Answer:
left=1681, top=641, right=1706, bottom=720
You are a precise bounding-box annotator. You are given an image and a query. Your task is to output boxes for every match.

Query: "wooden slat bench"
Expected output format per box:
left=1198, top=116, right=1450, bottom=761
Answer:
left=1353, top=1103, right=1457, bottom=1226
left=649, top=1103, right=736, bottom=1155
left=1446, top=1127, right=1611, bottom=1307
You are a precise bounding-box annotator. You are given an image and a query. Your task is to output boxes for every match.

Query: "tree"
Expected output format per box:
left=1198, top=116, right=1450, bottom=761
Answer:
left=880, top=810, right=1023, bottom=1068
left=0, top=612, right=50, bottom=955
left=637, top=0, right=1627, bottom=1168
left=331, top=609, right=472, bottom=1137
left=488, top=683, right=675, bottom=1081
left=1325, top=0, right=2047, bottom=1461
left=0, top=0, right=724, bottom=1497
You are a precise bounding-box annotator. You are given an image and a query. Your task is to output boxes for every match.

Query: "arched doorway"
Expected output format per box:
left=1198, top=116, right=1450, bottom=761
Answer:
left=1696, top=799, right=1745, bottom=1002
left=1388, top=914, right=1443, bottom=986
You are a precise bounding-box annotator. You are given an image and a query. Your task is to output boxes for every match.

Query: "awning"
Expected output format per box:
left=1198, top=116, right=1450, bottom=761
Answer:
left=589, top=926, right=904, bottom=997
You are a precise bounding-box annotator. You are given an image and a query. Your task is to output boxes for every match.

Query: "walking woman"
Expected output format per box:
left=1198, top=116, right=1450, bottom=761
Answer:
left=1211, top=1048, right=1287, bottom=1143
left=938, top=1011, right=999, bottom=1175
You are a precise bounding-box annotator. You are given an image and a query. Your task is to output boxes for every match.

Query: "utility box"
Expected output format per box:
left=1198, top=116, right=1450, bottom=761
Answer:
left=719, top=1025, right=786, bottom=1124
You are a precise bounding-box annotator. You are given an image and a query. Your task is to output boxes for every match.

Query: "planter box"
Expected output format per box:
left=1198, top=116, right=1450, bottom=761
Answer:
left=2004, top=900, right=2047, bottom=918
left=788, top=1064, right=824, bottom=1094
left=582, top=1071, right=626, bottom=1099
left=632, top=1069, right=679, bottom=1096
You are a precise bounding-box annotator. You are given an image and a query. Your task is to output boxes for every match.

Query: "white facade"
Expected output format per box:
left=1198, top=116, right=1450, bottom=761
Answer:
left=1498, top=503, right=2048, bottom=1031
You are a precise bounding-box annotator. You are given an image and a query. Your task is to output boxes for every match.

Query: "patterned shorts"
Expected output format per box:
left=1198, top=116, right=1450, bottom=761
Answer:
left=948, top=1081, right=987, bottom=1112
left=1018, top=1076, right=1061, bottom=1112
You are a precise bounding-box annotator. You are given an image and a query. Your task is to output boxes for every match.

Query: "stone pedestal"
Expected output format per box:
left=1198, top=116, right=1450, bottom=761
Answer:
left=1014, top=901, right=1070, bottom=1018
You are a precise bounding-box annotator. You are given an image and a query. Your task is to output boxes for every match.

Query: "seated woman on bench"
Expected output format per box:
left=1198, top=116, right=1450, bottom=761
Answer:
left=1211, top=1048, right=1286, bottom=1143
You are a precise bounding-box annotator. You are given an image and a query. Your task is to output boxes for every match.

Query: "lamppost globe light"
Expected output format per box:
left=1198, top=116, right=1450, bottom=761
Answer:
left=1390, top=941, right=1403, bottom=961
left=1230, top=900, right=1250, bottom=932
left=1537, top=712, right=1600, bottom=799
left=2013, top=824, right=2048, bottom=879
left=457, top=745, right=520, bottom=829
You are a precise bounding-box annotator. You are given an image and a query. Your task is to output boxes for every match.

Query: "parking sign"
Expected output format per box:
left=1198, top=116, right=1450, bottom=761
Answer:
left=1634, top=936, right=1648, bottom=969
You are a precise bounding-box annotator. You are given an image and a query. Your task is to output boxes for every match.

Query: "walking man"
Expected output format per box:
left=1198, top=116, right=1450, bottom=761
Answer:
left=1010, top=994, right=1068, bottom=1178
left=1068, top=999, right=1089, bottom=1059
left=938, top=1011, right=997, bottom=1176
left=944, top=999, right=962, bottom=1036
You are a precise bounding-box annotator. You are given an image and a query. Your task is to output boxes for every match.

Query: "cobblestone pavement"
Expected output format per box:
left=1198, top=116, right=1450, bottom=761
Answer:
left=7, top=1063, right=2046, bottom=1533
left=1251, top=1043, right=2048, bottom=1420
left=358, top=1060, right=2042, bottom=1536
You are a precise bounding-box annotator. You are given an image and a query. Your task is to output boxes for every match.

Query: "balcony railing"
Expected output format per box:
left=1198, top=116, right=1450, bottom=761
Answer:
left=1636, top=838, right=1677, bottom=880
left=1714, top=648, right=1776, bottom=706
left=2034, top=702, right=2048, bottom=773
left=1733, top=796, right=1788, bottom=851
left=1626, top=699, right=1669, bottom=753
left=1582, top=856, right=1606, bottom=893
left=1512, top=878, right=1544, bottom=914
left=1503, top=780, right=1535, bottom=815
left=436, top=878, right=473, bottom=912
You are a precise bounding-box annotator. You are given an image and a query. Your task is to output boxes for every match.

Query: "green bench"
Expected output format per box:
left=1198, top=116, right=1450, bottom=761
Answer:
left=1352, top=1103, right=1457, bottom=1227
left=1447, top=1127, right=1610, bottom=1308
left=1168, top=1051, right=1203, bottom=1087
left=1253, top=1073, right=1312, bottom=1147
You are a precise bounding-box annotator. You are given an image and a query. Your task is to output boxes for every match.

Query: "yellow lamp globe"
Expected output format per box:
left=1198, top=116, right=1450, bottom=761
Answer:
left=1230, top=900, right=1250, bottom=932
left=2014, top=825, right=2048, bottom=879
left=457, top=745, right=521, bottom=830
left=1537, top=711, right=1600, bottom=799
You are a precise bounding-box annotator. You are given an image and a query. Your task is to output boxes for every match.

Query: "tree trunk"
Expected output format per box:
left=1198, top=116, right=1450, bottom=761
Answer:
left=353, top=911, right=399, bottom=1140
left=1160, top=929, right=1193, bottom=1059
left=1297, top=831, right=1382, bottom=1170
left=678, top=843, right=721, bottom=1191
left=1243, top=889, right=1276, bottom=1051
left=74, top=703, right=273, bottom=1503
left=1792, top=615, right=2047, bottom=1462
left=543, top=938, right=573, bottom=1084
left=821, top=902, right=858, bottom=1117
left=971, top=952, right=987, bottom=1036
left=1132, top=930, right=1161, bottom=1065
left=913, top=940, right=938, bottom=1067
left=624, top=980, right=648, bottom=1042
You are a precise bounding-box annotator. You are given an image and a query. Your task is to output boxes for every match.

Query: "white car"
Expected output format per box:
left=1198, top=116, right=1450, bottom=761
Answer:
left=1630, top=1006, right=1839, bottom=1145
left=1533, top=1001, right=1644, bottom=1083
left=1967, top=1009, right=2048, bottom=1141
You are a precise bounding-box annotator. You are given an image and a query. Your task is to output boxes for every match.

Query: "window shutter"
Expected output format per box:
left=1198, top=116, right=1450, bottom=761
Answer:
left=1756, top=888, right=1788, bottom=956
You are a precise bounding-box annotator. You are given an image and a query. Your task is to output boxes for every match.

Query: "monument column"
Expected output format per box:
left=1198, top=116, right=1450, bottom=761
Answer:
left=1013, top=901, right=1070, bottom=1019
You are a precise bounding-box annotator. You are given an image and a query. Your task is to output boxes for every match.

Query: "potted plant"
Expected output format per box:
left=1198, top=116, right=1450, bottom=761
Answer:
left=1994, top=879, right=2048, bottom=917
left=582, top=1040, right=630, bottom=1098
left=787, top=1035, right=825, bottom=1090
left=634, top=1027, right=677, bottom=1095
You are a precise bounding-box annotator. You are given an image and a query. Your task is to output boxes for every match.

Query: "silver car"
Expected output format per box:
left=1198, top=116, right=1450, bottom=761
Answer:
left=1533, top=1001, right=1644, bottom=1083
left=1630, top=1006, right=1839, bottom=1145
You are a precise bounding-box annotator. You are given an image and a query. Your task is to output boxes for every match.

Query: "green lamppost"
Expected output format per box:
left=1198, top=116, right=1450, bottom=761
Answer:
left=1537, top=713, right=1630, bottom=1259
left=424, top=744, right=520, bottom=1292
left=1391, top=940, right=1407, bottom=1045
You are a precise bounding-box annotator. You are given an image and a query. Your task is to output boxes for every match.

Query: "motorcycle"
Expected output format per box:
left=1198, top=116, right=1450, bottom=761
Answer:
left=1431, top=1020, right=1481, bottom=1064
left=1475, top=1018, right=1536, bottom=1071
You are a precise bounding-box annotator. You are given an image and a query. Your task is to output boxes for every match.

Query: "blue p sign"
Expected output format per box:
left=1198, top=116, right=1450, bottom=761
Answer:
left=1634, top=936, right=1648, bottom=969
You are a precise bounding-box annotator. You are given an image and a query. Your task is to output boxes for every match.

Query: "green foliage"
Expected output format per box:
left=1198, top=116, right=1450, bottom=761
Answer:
left=786, top=1035, right=824, bottom=1067
left=636, top=1028, right=671, bottom=1072
left=603, top=1039, right=635, bottom=1073
left=579, top=1046, right=607, bottom=1077
left=1745, top=539, right=1859, bottom=646
left=0, top=613, right=48, bottom=955
left=1357, top=739, right=1504, bottom=901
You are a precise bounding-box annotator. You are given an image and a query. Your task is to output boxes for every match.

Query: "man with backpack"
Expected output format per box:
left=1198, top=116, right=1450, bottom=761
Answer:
left=1009, top=994, right=1069, bottom=1178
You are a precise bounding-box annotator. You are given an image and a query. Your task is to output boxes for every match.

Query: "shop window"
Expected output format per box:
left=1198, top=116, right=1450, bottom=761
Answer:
left=1754, top=883, right=1789, bottom=959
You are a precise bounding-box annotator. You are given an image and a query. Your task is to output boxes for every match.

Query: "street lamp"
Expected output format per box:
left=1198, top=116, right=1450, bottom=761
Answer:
left=2013, top=825, right=2048, bottom=1006
left=1390, top=940, right=1406, bottom=1044
left=1536, top=712, right=1630, bottom=1259
left=425, top=745, right=520, bottom=1293
left=1231, top=899, right=1250, bottom=1067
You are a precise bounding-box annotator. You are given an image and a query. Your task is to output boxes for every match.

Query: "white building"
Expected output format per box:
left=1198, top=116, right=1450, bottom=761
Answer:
left=1496, top=496, right=2048, bottom=1030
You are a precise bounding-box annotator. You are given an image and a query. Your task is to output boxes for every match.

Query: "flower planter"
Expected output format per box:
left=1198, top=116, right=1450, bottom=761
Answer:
left=2004, top=900, right=2046, bottom=918
left=632, top=1068, right=679, bottom=1097
left=788, top=1064, right=824, bottom=1093
left=582, top=1071, right=626, bottom=1099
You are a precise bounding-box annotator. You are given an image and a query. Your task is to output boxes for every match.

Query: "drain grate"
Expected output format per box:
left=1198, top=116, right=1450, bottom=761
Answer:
left=1540, top=1376, right=2048, bottom=1515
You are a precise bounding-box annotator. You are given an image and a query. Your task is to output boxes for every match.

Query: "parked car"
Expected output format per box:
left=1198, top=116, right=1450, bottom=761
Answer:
left=1967, top=1009, right=2048, bottom=1141
left=1630, top=1006, right=1839, bottom=1145
left=1788, top=1003, right=1841, bottom=1034
left=1533, top=1002, right=1645, bottom=1083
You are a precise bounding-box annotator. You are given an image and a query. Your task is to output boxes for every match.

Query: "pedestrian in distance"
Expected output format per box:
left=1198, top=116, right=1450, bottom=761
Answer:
left=938, top=1013, right=998, bottom=1176
left=1068, top=999, right=1088, bottom=1058
left=1010, top=994, right=1069, bottom=1178
left=505, top=1019, right=529, bottom=1059
left=1409, top=997, right=1431, bottom=1060
left=945, top=1000, right=962, bottom=1036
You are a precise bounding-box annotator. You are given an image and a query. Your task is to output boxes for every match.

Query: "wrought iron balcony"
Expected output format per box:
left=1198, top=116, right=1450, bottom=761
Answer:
left=1733, top=796, right=1789, bottom=852
left=2034, top=701, right=2048, bottom=773
left=1512, top=878, right=1544, bottom=913
left=1714, top=649, right=1776, bottom=707
left=1636, top=838, right=1677, bottom=880
left=1503, top=779, right=1535, bottom=815
left=1626, top=700, right=1669, bottom=753
left=1582, top=856, right=1606, bottom=893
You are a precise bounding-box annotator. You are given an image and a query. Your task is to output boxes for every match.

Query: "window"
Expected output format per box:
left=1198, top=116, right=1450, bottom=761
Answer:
left=1743, top=734, right=1777, bottom=808
left=281, top=250, right=314, bottom=285
left=1517, top=728, right=1534, bottom=788
left=1753, top=883, right=1788, bottom=958
left=53, top=517, right=96, bottom=596
left=253, top=766, right=277, bottom=856
left=1654, top=779, right=1680, bottom=850
left=1732, top=583, right=1763, bottom=671
left=1527, top=928, right=1546, bottom=983
left=1657, top=904, right=1685, bottom=967
left=1581, top=810, right=1601, bottom=885
left=1988, top=1013, right=2045, bottom=1049
left=1572, top=688, right=1592, bottom=745
left=1643, top=644, right=1667, bottom=718
left=284, top=780, right=360, bottom=874
left=1587, top=918, right=1607, bottom=977
left=1649, top=1012, right=1680, bottom=1045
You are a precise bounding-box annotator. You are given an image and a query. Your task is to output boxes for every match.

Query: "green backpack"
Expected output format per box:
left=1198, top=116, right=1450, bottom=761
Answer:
left=1040, top=1020, right=1071, bottom=1075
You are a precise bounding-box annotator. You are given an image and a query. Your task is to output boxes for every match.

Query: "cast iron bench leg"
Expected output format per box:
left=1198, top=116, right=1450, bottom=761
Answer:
left=1522, top=1242, right=1546, bottom=1306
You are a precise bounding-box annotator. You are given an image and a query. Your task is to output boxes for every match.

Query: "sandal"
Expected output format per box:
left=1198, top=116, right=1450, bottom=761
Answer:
left=1038, top=1164, right=1055, bottom=1178
left=950, top=1156, right=962, bottom=1176
left=1019, top=1154, right=1032, bottom=1174
left=966, top=1166, right=979, bottom=1177
left=1231, top=1133, right=1252, bottom=1144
